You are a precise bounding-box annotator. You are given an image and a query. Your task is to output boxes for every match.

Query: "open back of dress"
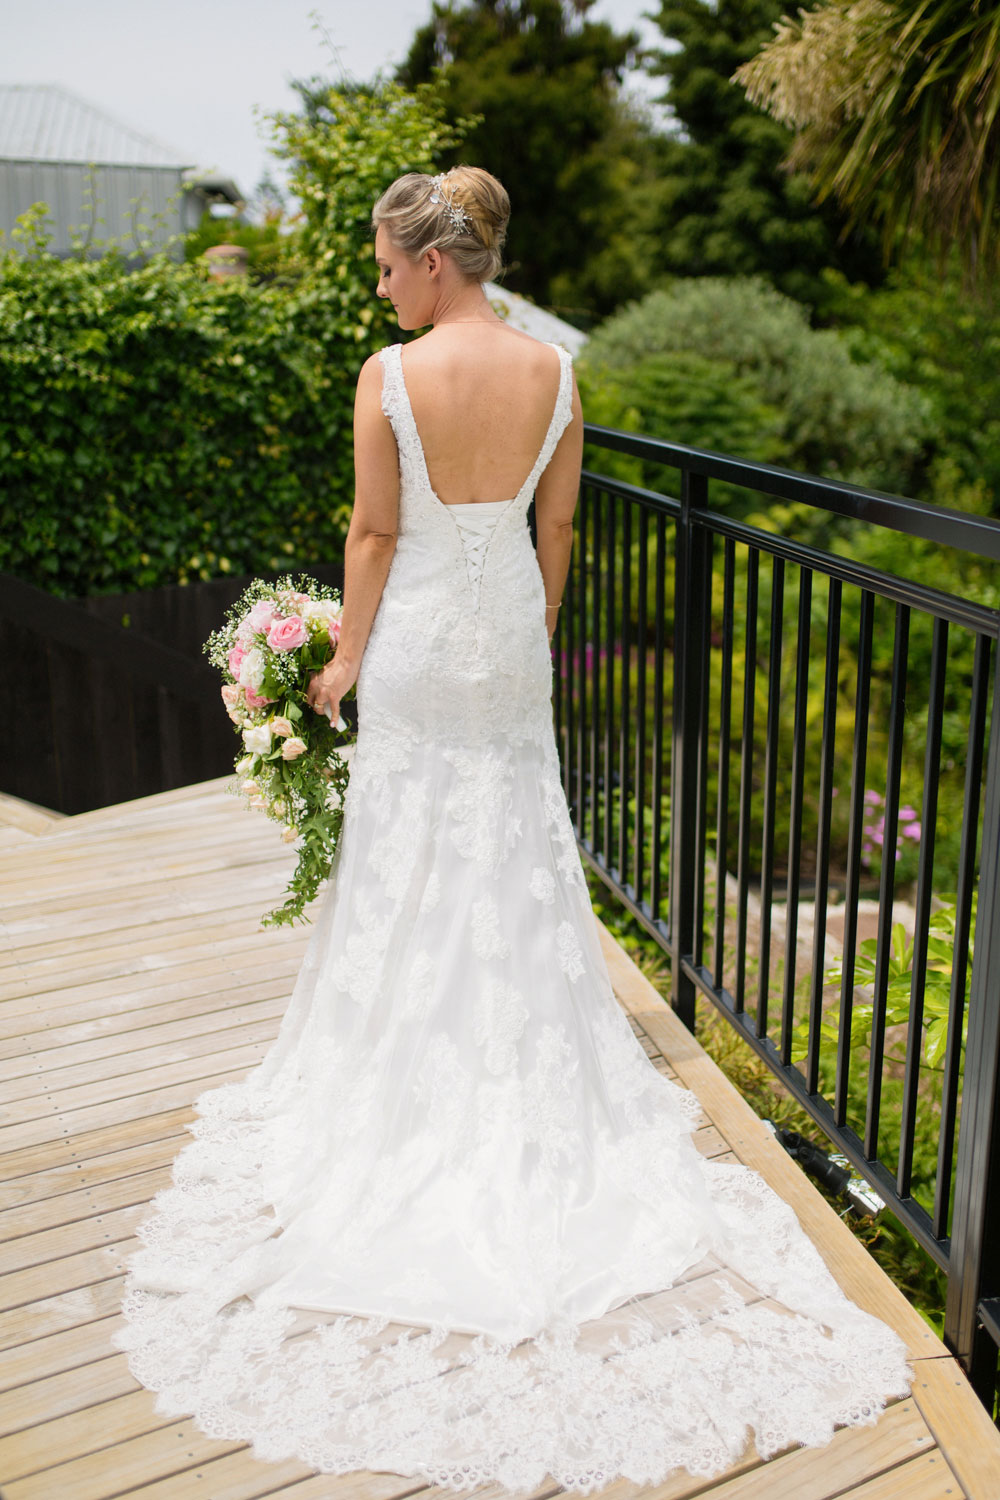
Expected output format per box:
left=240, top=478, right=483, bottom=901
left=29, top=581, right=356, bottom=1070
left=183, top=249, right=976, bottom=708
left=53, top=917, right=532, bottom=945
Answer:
left=114, top=340, right=911, bottom=1491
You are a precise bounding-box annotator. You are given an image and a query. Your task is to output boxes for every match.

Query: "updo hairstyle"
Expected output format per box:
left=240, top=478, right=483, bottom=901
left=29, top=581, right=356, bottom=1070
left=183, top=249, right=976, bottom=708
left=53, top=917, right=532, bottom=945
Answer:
left=371, top=166, right=509, bottom=283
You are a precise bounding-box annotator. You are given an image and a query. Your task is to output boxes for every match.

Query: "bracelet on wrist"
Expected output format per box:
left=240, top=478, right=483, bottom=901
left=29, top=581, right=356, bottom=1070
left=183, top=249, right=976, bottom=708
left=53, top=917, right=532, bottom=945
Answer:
left=545, top=600, right=562, bottom=609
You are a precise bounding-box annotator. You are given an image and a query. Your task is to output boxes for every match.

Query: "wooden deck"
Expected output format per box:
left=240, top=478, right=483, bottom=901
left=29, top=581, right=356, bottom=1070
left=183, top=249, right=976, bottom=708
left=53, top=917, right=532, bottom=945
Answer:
left=2, top=775, right=999, bottom=1500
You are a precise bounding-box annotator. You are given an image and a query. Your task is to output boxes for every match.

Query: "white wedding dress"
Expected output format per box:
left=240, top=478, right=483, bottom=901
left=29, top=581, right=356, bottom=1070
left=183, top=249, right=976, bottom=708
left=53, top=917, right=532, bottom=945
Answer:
left=115, top=341, right=912, bottom=1492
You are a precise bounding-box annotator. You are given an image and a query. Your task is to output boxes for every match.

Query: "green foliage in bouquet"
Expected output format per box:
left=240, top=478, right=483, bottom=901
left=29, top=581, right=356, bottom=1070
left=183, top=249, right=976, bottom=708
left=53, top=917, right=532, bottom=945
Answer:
left=205, top=574, right=354, bottom=927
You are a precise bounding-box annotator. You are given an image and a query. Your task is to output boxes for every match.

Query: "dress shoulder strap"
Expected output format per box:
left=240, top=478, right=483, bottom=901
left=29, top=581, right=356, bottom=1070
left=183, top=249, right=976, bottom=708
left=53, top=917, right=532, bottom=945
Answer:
left=377, top=343, right=407, bottom=425
left=516, top=343, right=575, bottom=503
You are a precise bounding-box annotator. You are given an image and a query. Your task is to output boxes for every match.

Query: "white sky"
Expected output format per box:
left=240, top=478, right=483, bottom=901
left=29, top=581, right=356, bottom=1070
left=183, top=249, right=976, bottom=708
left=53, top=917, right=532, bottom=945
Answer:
left=0, top=0, right=664, bottom=205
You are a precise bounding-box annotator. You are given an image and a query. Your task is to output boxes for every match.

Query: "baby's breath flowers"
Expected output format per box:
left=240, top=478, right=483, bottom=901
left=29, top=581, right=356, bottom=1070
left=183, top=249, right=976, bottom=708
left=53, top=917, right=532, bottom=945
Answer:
left=204, top=574, right=353, bottom=927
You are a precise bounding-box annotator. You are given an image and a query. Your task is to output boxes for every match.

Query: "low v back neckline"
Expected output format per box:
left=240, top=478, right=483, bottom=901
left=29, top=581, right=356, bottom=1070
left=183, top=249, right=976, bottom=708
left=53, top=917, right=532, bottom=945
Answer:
left=390, top=342, right=570, bottom=514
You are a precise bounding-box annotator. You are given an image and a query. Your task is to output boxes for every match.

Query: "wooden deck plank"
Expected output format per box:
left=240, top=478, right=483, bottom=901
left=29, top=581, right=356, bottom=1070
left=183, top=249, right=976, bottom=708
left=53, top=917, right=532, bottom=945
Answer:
left=0, top=992, right=288, bottom=1087
left=0, top=1136, right=185, bottom=1214
left=0, top=1414, right=243, bottom=1499
left=2, top=776, right=998, bottom=1500
left=0, top=1276, right=124, bottom=1352
left=0, top=1165, right=172, bottom=1241
left=0, top=958, right=299, bottom=1053
left=0, top=1021, right=280, bottom=1118
left=0, top=1110, right=192, bottom=1189
left=681, top=1400, right=937, bottom=1498
left=0, top=1353, right=138, bottom=1440
left=0, top=1312, right=123, bottom=1393
left=838, top=1451, right=967, bottom=1498
left=0, top=1390, right=170, bottom=1484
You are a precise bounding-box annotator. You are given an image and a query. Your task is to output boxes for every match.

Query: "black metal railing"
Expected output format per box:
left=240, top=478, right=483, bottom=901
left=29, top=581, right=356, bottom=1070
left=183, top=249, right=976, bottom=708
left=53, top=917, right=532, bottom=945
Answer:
left=554, top=426, right=1000, bottom=1417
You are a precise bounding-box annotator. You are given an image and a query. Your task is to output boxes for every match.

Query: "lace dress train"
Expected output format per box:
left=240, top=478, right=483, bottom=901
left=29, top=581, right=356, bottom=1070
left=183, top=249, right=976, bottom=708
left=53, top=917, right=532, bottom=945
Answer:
left=114, top=341, right=912, bottom=1492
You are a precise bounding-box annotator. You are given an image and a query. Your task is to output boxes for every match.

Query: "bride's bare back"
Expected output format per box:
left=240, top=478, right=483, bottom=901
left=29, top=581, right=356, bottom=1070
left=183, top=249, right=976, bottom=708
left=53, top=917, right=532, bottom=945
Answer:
left=400, top=325, right=564, bottom=506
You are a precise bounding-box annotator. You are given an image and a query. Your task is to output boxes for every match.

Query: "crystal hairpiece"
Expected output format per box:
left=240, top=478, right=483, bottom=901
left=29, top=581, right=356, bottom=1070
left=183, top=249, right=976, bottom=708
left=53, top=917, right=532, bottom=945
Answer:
left=429, top=173, right=471, bottom=234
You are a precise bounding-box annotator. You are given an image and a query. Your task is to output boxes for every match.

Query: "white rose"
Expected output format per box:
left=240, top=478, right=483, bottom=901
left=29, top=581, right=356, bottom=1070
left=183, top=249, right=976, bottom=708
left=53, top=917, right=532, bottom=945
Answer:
left=281, top=736, right=308, bottom=760
left=281, top=826, right=298, bottom=843
left=236, top=754, right=255, bottom=775
left=238, top=647, right=265, bottom=691
left=242, top=724, right=272, bottom=755
left=302, top=599, right=337, bottom=622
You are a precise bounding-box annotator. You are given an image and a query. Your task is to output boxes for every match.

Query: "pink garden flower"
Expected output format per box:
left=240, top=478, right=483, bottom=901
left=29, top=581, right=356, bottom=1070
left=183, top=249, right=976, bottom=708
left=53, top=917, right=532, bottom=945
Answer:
left=267, top=615, right=308, bottom=652
left=227, top=643, right=246, bottom=678
left=328, top=618, right=342, bottom=647
left=245, top=685, right=276, bottom=710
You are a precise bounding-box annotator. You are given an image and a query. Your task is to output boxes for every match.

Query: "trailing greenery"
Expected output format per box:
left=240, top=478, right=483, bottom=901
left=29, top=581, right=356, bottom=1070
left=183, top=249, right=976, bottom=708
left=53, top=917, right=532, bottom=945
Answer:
left=0, top=80, right=459, bottom=598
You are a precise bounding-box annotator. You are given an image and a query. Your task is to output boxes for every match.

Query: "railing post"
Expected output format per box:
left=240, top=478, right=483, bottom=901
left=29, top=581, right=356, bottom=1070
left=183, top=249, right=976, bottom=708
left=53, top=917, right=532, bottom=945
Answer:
left=945, top=642, right=1000, bottom=1406
left=670, top=469, right=710, bottom=1032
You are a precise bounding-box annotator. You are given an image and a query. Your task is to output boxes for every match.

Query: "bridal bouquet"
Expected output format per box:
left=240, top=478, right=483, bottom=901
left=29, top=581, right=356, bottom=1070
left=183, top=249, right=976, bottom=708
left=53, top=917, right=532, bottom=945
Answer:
left=204, top=574, right=353, bottom=928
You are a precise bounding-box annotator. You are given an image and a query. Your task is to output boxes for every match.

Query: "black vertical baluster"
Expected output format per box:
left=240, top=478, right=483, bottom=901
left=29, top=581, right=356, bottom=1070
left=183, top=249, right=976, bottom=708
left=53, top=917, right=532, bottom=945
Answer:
left=807, top=578, right=842, bottom=1095
left=864, top=603, right=910, bottom=1159
left=650, top=512, right=667, bottom=925
left=945, top=639, right=1000, bottom=1402
left=603, top=495, right=616, bottom=867
left=898, top=614, right=947, bottom=1200
left=935, top=632, right=990, bottom=1240
left=735, top=548, right=759, bottom=1015
left=693, top=527, right=713, bottom=969
left=781, top=568, right=812, bottom=1064
left=575, top=486, right=588, bottom=835
left=634, top=507, right=649, bottom=908
left=834, top=589, right=874, bottom=1123
left=671, top=470, right=709, bottom=1032
left=714, top=539, right=736, bottom=987
left=563, top=493, right=576, bottom=807
left=757, top=555, right=784, bottom=1039
left=590, top=491, right=601, bottom=851
left=619, top=501, right=632, bottom=885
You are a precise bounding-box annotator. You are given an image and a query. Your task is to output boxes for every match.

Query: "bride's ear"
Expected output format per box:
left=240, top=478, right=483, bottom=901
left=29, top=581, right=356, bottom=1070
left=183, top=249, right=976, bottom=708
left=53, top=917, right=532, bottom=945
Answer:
left=425, top=247, right=443, bottom=279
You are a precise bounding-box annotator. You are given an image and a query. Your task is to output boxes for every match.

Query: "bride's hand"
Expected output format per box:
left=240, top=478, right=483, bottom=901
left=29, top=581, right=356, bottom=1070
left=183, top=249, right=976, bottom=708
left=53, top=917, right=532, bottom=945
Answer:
left=307, top=659, right=356, bottom=729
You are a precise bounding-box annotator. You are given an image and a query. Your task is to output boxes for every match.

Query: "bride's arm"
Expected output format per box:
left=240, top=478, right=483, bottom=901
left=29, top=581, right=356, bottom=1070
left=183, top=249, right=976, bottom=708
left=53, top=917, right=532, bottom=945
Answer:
left=534, top=374, right=584, bottom=641
left=307, top=355, right=400, bottom=723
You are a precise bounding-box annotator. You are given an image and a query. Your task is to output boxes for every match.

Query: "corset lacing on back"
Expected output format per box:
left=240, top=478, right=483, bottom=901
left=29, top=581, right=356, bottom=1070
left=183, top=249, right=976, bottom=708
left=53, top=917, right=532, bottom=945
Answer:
left=446, top=499, right=512, bottom=606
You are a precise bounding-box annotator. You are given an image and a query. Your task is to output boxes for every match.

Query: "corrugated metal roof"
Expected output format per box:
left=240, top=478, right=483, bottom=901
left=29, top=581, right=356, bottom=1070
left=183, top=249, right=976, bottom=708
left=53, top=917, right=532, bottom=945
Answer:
left=0, top=83, right=194, bottom=167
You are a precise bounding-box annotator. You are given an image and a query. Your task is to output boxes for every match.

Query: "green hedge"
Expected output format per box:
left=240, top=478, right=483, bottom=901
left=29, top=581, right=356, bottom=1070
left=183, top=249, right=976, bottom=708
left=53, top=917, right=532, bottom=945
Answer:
left=0, top=209, right=396, bottom=598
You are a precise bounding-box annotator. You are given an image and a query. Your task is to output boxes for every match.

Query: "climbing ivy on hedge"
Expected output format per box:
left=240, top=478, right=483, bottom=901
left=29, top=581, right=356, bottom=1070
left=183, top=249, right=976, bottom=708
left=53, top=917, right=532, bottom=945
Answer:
left=0, top=80, right=463, bottom=597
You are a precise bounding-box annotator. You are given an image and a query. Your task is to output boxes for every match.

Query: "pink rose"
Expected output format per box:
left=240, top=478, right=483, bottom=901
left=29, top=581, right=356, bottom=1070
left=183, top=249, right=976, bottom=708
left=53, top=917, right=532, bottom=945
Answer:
left=267, top=615, right=308, bottom=652
left=328, top=618, right=341, bottom=647
left=245, top=685, right=276, bottom=710
left=220, top=682, right=243, bottom=722
left=228, top=643, right=246, bottom=677
left=249, top=600, right=279, bottom=633
left=281, top=736, right=308, bottom=760
left=270, top=715, right=294, bottom=737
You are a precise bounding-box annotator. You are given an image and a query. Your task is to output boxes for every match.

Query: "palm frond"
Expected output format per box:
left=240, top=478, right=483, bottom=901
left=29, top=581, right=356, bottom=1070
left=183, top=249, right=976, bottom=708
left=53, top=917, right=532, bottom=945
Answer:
left=733, top=0, right=1000, bottom=279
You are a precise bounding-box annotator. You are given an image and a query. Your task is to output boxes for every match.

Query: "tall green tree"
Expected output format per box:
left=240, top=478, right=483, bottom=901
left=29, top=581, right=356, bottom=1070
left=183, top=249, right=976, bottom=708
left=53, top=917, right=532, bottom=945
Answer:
left=645, top=0, right=884, bottom=306
left=734, top=0, right=1000, bottom=281
left=396, top=0, right=655, bottom=321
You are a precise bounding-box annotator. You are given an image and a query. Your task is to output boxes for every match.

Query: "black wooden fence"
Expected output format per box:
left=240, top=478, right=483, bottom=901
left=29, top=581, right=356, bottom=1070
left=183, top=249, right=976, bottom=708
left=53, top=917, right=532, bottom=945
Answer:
left=0, top=568, right=343, bottom=814
left=555, top=426, right=1000, bottom=1419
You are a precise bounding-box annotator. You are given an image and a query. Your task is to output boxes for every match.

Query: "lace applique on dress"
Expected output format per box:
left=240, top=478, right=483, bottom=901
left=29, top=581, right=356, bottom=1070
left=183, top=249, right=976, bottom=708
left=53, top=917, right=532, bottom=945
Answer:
left=115, top=332, right=912, bottom=1493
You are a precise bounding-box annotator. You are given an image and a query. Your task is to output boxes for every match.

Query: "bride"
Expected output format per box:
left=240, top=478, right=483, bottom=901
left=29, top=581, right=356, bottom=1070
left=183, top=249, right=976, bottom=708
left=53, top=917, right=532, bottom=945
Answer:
left=115, top=165, right=912, bottom=1491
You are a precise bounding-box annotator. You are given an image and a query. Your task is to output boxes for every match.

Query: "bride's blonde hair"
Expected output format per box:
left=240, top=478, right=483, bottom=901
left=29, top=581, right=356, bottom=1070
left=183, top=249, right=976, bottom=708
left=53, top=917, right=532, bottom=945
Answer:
left=371, top=166, right=509, bottom=282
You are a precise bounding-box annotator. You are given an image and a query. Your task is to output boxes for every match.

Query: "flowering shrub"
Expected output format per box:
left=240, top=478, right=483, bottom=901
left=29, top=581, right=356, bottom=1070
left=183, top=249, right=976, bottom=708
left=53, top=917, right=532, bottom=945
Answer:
left=205, top=574, right=353, bottom=927
left=861, top=789, right=922, bottom=882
